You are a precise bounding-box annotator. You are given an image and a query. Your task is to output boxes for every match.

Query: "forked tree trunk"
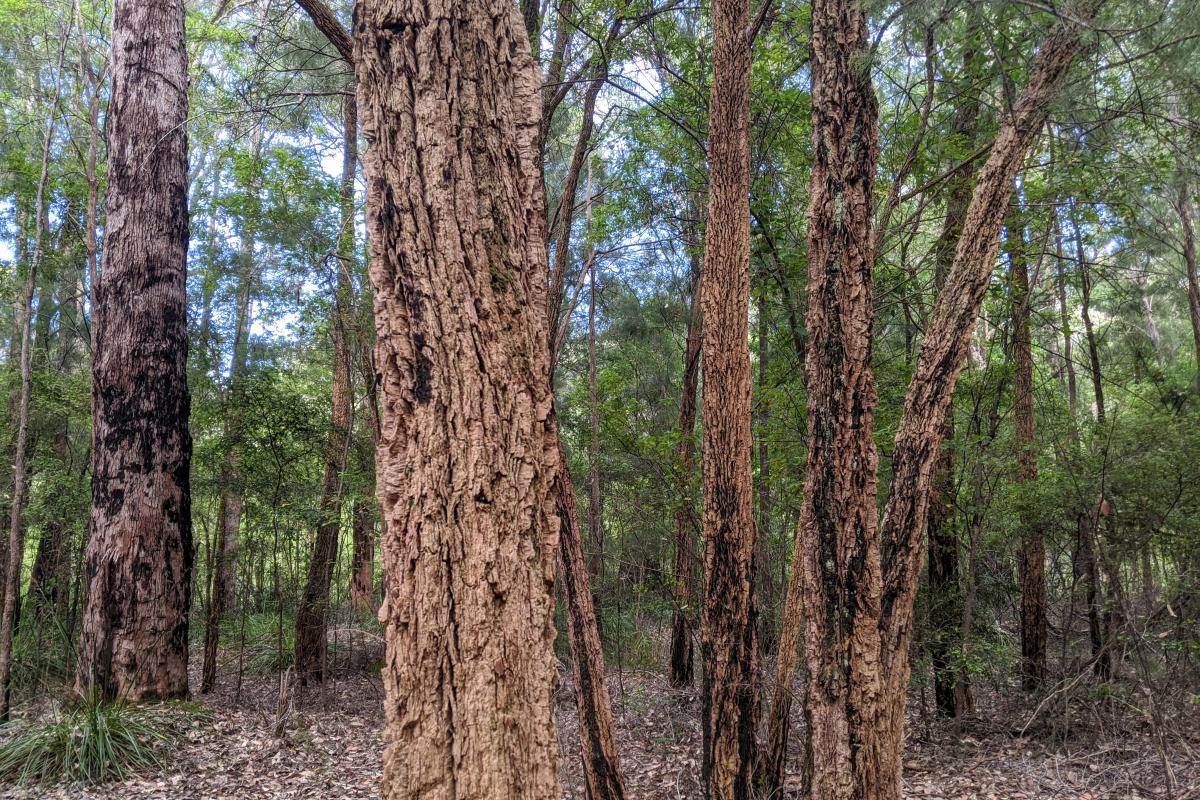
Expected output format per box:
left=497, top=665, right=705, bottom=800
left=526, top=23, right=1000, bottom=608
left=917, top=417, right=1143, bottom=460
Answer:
left=700, top=1, right=759, bottom=796
left=670, top=239, right=702, bottom=689
left=355, top=2, right=561, bottom=795
left=1072, top=205, right=1106, bottom=425
left=874, top=5, right=1101, bottom=797
left=295, top=93, right=357, bottom=682
left=76, top=0, right=193, bottom=703
left=1009, top=205, right=1048, bottom=691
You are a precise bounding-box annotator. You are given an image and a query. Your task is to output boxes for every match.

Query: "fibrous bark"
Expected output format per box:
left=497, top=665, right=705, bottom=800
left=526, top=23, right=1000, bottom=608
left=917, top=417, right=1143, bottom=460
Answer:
left=354, top=1, right=562, bottom=796
left=76, top=0, right=193, bottom=703
left=700, top=0, right=759, bottom=796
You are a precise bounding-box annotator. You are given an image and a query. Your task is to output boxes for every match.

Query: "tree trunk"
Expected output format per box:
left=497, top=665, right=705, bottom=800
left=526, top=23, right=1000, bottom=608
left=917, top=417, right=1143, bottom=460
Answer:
left=587, top=172, right=604, bottom=600
left=1054, top=215, right=1079, bottom=414
left=76, top=0, right=193, bottom=703
left=700, top=1, right=759, bottom=797
left=669, top=246, right=702, bottom=688
left=926, top=9, right=983, bottom=717
left=554, top=436, right=627, bottom=800
left=0, top=59, right=59, bottom=716
left=295, top=93, right=357, bottom=683
left=355, top=2, right=561, bottom=795
left=202, top=126, right=262, bottom=694
left=755, top=290, right=775, bottom=655
left=1009, top=203, right=1048, bottom=691
left=349, top=499, right=375, bottom=613
left=796, top=0, right=885, bottom=797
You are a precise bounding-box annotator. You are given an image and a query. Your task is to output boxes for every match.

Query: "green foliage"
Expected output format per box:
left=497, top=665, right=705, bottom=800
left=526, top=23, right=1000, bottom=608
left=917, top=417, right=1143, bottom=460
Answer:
left=0, top=700, right=180, bottom=785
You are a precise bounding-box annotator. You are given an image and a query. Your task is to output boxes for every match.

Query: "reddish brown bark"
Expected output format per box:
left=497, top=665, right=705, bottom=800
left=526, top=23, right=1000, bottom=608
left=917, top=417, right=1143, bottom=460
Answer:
left=874, top=6, right=1100, bottom=796
left=349, top=499, right=375, bottom=613
left=794, top=0, right=883, bottom=796
left=76, top=0, right=193, bottom=703
left=700, top=1, right=759, bottom=796
left=355, top=1, right=561, bottom=794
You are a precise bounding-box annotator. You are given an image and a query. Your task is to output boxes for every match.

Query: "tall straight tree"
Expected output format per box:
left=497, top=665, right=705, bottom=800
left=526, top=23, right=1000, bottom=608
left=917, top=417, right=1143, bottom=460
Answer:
left=354, top=1, right=561, bottom=796
left=700, top=0, right=759, bottom=796
left=76, top=0, right=193, bottom=702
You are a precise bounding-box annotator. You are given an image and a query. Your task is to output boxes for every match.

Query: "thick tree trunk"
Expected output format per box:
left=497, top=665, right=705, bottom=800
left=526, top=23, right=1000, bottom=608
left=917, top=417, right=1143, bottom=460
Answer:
left=796, top=1, right=884, bottom=797
left=1009, top=205, right=1048, bottom=691
left=294, top=93, right=358, bottom=683
left=700, top=1, right=759, bottom=797
left=355, top=2, right=562, bottom=796
left=76, top=0, right=193, bottom=703
left=669, top=253, right=702, bottom=688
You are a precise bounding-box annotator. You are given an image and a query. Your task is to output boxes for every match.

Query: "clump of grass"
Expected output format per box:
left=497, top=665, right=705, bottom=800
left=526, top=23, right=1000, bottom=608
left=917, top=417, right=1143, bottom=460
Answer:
left=0, top=698, right=174, bottom=785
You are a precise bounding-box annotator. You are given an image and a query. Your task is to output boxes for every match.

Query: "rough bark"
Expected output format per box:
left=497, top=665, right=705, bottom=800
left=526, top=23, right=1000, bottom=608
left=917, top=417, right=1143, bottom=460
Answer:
left=794, top=0, right=884, bottom=797
left=295, top=0, right=353, bottom=62
left=873, top=6, right=1100, bottom=797
left=669, top=246, right=702, bottom=689
left=1009, top=205, right=1048, bottom=691
left=354, top=1, right=561, bottom=796
left=700, top=1, right=759, bottom=796
left=76, top=0, right=193, bottom=703
left=295, top=92, right=358, bottom=683
left=349, top=499, right=375, bottom=612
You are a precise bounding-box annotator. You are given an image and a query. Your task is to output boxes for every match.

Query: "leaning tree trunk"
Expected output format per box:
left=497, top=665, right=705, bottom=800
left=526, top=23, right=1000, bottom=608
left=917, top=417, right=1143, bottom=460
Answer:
left=294, top=92, right=357, bottom=683
left=355, top=1, right=561, bottom=796
left=349, top=499, right=375, bottom=612
left=700, top=1, right=759, bottom=797
left=1009, top=204, right=1048, bottom=691
left=76, top=0, right=193, bottom=703
left=874, top=5, right=1101, bottom=798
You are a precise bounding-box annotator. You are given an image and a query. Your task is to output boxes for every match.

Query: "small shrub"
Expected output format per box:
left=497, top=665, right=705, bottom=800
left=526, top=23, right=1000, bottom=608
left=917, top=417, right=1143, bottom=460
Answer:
left=0, top=699, right=174, bottom=785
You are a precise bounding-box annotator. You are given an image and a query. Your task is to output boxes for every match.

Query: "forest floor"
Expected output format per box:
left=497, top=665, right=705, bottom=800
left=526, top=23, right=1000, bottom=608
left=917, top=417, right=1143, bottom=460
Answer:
left=2, top=656, right=1197, bottom=799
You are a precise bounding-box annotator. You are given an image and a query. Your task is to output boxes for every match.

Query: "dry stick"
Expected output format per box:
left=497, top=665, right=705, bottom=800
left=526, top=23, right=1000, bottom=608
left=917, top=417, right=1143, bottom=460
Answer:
left=0, top=8, right=71, bottom=719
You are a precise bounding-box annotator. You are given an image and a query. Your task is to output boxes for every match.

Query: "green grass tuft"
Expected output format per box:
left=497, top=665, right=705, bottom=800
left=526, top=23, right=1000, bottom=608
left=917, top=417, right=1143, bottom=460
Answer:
left=0, top=699, right=175, bottom=785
